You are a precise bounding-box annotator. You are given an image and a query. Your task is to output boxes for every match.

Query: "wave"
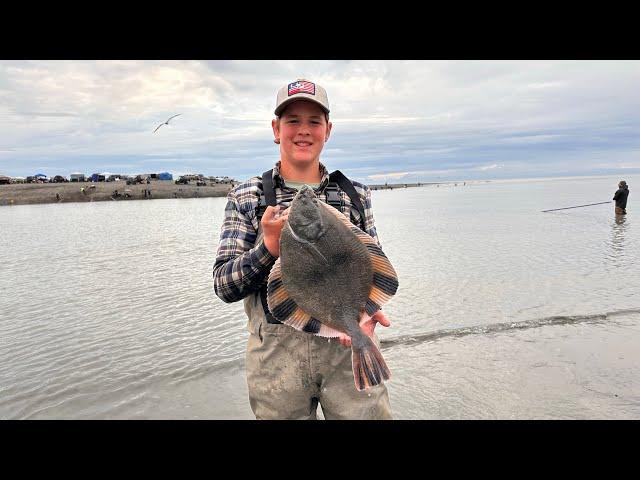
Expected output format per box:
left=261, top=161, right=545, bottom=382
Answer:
left=380, top=308, right=640, bottom=349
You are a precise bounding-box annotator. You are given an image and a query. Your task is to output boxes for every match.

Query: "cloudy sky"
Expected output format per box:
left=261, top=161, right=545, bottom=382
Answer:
left=1, top=60, right=639, bottom=183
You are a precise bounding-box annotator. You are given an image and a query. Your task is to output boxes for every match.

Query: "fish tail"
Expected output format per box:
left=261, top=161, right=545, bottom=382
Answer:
left=351, top=335, right=390, bottom=391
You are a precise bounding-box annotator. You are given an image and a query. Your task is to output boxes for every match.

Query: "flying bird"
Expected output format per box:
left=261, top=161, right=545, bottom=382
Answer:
left=153, top=114, right=181, bottom=133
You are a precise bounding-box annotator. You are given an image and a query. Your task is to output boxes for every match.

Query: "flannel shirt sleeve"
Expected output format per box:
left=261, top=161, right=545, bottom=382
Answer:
left=212, top=187, right=276, bottom=303
left=361, top=184, right=382, bottom=248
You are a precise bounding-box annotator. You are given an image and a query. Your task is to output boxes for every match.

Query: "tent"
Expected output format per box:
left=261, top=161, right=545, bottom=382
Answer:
left=158, top=172, right=173, bottom=181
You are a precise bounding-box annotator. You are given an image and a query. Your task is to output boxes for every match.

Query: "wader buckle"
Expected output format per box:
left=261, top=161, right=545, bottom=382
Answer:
left=324, top=182, right=342, bottom=210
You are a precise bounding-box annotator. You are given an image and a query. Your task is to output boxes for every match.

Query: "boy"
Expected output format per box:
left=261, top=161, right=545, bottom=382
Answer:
left=213, top=79, right=393, bottom=419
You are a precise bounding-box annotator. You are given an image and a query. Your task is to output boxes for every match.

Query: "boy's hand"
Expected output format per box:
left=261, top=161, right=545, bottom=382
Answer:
left=262, top=205, right=289, bottom=257
left=338, top=309, right=391, bottom=347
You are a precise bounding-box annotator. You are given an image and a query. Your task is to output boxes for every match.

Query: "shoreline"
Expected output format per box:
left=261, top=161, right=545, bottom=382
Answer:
left=369, top=182, right=468, bottom=190
left=369, top=182, right=439, bottom=190
left=1, top=180, right=472, bottom=207
left=0, top=181, right=235, bottom=206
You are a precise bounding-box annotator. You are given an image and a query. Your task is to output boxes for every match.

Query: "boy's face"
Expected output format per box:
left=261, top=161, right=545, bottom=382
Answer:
left=272, top=100, right=332, bottom=168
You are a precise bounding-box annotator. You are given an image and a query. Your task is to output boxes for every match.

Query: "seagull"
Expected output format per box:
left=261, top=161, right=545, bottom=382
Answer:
left=153, top=114, right=181, bottom=133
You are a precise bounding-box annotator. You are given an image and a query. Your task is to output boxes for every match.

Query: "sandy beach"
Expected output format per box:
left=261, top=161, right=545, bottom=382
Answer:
left=0, top=181, right=235, bottom=206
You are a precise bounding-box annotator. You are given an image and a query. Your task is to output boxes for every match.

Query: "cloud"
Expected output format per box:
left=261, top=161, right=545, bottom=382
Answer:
left=1, top=60, right=640, bottom=181
left=12, top=111, right=79, bottom=118
left=476, top=164, right=503, bottom=171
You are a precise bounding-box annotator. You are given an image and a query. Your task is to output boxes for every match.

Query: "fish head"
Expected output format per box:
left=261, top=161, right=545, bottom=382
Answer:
left=288, top=185, right=325, bottom=242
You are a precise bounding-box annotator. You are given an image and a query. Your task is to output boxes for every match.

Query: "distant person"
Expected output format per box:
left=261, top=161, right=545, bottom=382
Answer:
left=212, top=78, right=393, bottom=419
left=613, top=180, right=629, bottom=215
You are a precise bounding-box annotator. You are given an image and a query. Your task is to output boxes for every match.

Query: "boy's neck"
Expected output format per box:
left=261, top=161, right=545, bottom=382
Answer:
left=279, top=160, right=321, bottom=183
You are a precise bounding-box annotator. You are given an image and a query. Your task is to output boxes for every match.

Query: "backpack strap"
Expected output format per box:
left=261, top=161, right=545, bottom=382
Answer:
left=329, top=170, right=366, bottom=231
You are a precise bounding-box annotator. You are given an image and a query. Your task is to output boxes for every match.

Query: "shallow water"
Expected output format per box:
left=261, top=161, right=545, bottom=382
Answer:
left=1, top=174, right=638, bottom=419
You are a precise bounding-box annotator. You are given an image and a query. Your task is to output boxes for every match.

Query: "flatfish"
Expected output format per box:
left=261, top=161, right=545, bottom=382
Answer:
left=267, top=185, right=399, bottom=390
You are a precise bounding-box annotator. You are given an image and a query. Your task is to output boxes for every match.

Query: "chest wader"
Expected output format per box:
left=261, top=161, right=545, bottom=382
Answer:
left=255, top=169, right=367, bottom=324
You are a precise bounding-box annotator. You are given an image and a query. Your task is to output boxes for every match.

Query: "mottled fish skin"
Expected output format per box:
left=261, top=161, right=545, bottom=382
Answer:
left=267, top=185, right=399, bottom=390
left=280, top=187, right=373, bottom=336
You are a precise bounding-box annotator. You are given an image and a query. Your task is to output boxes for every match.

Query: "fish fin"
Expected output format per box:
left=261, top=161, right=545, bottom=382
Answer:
left=351, top=336, right=391, bottom=391
left=317, top=323, right=343, bottom=338
left=267, top=258, right=342, bottom=337
left=318, top=202, right=399, bottom=313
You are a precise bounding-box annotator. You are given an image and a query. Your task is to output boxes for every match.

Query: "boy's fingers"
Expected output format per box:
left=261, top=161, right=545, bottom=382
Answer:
left=337, top=333, right=352, bottom=347
left=373, top=310, right=391, bottom=327
left=265, top=205, right=289, bottom=221
left=262, top=206, right=274, bottom=220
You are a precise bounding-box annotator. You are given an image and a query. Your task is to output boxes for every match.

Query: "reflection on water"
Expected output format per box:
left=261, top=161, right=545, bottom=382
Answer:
left=609, top=213, right=627, bottom=266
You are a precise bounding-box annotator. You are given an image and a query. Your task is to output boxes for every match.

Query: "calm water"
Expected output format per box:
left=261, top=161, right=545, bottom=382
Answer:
left=1, top=174, right=639, bottom=419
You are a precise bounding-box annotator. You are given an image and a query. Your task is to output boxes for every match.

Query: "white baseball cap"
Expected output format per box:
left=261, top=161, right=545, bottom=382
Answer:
left=274, top=78, right=330, bottom=116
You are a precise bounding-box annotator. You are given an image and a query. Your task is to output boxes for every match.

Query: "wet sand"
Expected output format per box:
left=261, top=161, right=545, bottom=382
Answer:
left=0, top=181, right=235, bottom=206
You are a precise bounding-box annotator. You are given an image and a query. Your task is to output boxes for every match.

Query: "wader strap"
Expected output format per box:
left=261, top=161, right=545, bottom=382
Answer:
left=261, top=169, right=277, bottom=207
left=323, top=182, right=342, bottom=210
left=259, top=169, right=280, bottom=324
left=257, top=169, right=276, bottom=220
left=329, top=170, right=366, bottom=231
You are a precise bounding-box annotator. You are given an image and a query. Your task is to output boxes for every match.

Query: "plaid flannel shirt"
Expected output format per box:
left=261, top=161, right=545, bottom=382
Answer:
left=213, top=161, right=381, bottom=304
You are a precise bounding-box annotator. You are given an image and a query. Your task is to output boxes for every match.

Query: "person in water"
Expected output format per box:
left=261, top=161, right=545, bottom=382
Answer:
left=212, top=79, right=393, bottom=419
left=613, top=180, right=629, bottom=215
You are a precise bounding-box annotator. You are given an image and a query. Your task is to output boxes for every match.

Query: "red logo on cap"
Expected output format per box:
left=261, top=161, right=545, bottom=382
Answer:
left=288, top=81, right=315, bottom=96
